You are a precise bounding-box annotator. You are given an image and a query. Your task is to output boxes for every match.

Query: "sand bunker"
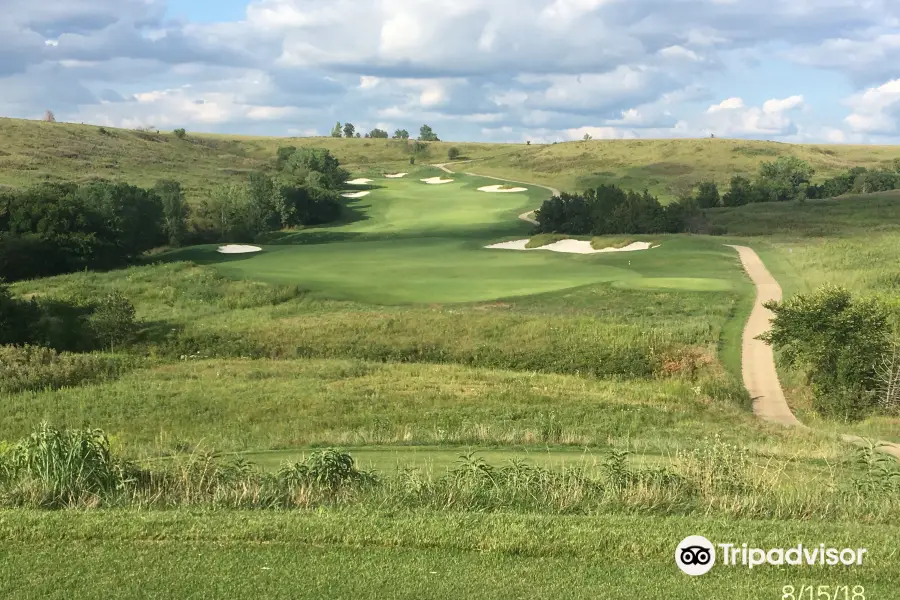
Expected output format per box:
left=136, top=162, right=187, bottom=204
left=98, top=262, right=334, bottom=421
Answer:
left=385, top=173, right=408, bottom=178
left=342, top=191, right=371, bottom=199
left=217, top=244, right=262, bottom=254
left=421, top=177, right=454, bottom=185
left=346, top=178, right=373, bottom=185
left=478, top=185, right=528, bottom=193
left=485, top=240, right=657, bottom=255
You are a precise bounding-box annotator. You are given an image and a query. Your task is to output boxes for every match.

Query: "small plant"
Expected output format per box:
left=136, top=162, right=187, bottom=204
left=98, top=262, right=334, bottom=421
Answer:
left=409, top=156, right=415, bottom=165
left=173, top=128, right=187, bottom=139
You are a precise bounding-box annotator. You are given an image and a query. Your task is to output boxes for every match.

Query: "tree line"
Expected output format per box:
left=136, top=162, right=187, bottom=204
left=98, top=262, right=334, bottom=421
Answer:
left=534, top=185, right=706, bottom=235
left=0, top=147, right=350, bottom=282
left=330, top=123, right=440, bottom=141
left=682, top=157, right=900, bottom=209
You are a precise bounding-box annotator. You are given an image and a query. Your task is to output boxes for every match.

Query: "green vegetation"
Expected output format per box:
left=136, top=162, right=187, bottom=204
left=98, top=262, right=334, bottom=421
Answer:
left=3, top=117, right=900, bottom=597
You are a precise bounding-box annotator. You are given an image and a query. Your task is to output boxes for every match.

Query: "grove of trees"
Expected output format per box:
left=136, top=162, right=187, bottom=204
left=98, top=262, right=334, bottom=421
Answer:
left=682, top=158, right=900, bottom=208
left=534, top=185, right=705, bottom=235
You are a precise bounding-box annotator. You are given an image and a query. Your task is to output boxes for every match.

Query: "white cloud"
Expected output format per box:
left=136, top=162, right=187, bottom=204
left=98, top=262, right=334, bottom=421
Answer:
left=844, top=79, right=900, bottom=133
left=708, top=98, right=745, bottom=113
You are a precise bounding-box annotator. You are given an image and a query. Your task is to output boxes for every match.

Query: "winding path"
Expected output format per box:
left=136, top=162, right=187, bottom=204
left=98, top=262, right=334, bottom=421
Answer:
left=432, top=162, right=900, bottom=459
left=729, top=245, right=900, bottom=458
left=432, top=163, right=558, bottom=226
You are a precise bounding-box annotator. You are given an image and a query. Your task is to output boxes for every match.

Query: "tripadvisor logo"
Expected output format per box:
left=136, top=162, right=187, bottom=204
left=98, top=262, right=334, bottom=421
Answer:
left=675, top=536, right=868, bottom=576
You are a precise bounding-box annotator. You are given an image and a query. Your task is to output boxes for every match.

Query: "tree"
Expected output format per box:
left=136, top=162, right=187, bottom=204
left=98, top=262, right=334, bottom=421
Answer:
left=282, top=147, right=349, bottom=190
left=154, top=180, right=190, bottom=246
left=756, top=157, right=814, bottom=202
left=760, top=285, right=892, bottom=419
left=695, top=181, right=720, bottom=209
left=173, top=128, right=187, bottom=139
left=355, top=132, right=361, bottom=138
left=419, top=125, right=439, bottom=141
left=722, top=176, right=755, bottom=207
left=343, top=122, right=356, bottom=138
left=368, top=128, right=389, bottom=139
left=583, top=133, right=593, bottom=141
left=89, top=292, right=137, bottom=352
left=331, top=122, right=343, bottom=138
left=393, top=129, right=410, bottom=140
left=245, top=172, right=282, bottom=236
left=448, top=147, right=460, bottom=160
left=42, top=110, right=56, bottom=123
left=276, top=146, right=298, bottom=170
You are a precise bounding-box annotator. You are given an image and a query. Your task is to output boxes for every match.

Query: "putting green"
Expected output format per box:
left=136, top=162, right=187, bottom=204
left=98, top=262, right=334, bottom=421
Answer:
left=166, top=170, right=748, bottom=304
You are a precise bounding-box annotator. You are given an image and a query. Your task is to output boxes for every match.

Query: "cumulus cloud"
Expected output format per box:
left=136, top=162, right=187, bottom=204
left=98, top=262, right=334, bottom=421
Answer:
left=844, top=79, right=900, bottom=133
left=1, top=0, right=898, bottom=142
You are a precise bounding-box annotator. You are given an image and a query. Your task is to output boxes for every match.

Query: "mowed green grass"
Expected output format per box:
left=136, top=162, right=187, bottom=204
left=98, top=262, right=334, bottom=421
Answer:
left=163, top=172, right=745, bottom=304
left=1, top=511, right=896, bottom=600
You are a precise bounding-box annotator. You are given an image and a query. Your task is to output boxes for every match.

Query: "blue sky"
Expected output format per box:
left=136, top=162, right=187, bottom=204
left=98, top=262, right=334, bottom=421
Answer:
left=3, top=0, right=899, bottom=143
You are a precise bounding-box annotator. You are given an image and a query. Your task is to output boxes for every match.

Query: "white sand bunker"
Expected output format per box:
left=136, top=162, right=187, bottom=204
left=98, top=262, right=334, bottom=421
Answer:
left=217, top=244, right=262, bottom=254
left=342, top=191, right=371, bottom=198
left=478, top=185, right=528, bottom=193
left=346, top=178, right=373, bottom=185
left=485, top=240, right=657, bottom=255
left=421, top=177, right=454, bottom=185
left=385, top=173, right=408, bottom=178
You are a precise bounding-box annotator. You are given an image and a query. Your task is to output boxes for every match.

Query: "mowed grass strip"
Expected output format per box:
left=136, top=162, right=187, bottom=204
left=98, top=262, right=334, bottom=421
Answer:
left=1, top=511, right=896, bottom=600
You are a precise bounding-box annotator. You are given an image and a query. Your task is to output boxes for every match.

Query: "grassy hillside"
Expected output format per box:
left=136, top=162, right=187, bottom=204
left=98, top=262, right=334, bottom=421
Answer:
left=4, top=117, right=900, bottom=202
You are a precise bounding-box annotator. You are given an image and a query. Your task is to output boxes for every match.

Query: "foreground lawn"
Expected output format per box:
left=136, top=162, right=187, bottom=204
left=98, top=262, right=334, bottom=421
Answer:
left=1, top=511, right=896, bottom=600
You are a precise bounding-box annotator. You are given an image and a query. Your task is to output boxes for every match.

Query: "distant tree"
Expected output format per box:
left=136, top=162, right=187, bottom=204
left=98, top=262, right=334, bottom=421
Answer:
left=393, top=129, right=410, bottom=140
left=722, top=176, right=755, bottom=207
left=583, top=133, right=593, bottom=141
left=245, top=172, right=283, bottom=236
left=173, top=128, right=187, bottom=139
left=695, top=181, right=721, bottom=208
left=756, top=157, right=815, bottom=202
left=368, top=128, right=389, bottom=139
left=276, top=146, right=298, bottom=170
left=42, top=110, right=56, bottom=123
left=526, top=141, right=531, bottom=145
left=154, top=180, right=190, bottom=246
left=355, top=132, right=361, bottom=138
left=331, top=122, right=343, bottom=138
left=343, top=122, right=356, bottom=138
left=448, top=147, right=460, bottom=160
left=282, top=147, right=350, bottom=190
left=419, top=125, right=439, bottom=142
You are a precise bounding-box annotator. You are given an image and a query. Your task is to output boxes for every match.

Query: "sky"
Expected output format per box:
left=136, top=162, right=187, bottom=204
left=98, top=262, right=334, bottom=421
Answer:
left=3, top=0, right=900, bottom=143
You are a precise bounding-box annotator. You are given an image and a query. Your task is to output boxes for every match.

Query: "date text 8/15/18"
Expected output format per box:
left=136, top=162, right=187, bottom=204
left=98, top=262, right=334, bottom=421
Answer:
left=783, top=585, right=866, bottom=600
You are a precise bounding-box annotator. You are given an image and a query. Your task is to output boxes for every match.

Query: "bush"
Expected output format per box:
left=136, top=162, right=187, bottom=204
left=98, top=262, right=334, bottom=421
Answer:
left=695, top=181, right=720, bottom=208
left=88, top=292, right=137, bottom=352
left=0, top=345, right=131, bottom=394
left=173, top=128, right=187, bottom=139
left=760, top=285, right=892, bottom=419
left=448, top=147, right=460, bottom=160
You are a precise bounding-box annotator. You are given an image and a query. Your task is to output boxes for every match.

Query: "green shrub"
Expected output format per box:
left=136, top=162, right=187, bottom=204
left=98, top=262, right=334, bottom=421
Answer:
left=0, top=345, right=133, bottom=394
left=173, top=128, right=187, bottom=139
left=761, top=285, right=892, bottom=419
left=88, top=292, right=137, bottom=351
left=448, top=147, right=460, bottom=160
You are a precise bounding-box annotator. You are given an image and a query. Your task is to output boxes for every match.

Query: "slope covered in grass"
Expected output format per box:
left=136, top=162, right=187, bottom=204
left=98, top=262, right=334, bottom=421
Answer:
left=4, top=117, right=900, bottom=203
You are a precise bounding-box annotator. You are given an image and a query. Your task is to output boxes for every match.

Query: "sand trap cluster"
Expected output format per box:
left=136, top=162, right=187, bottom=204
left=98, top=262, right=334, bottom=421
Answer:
left=384, top=173, right=408, bottom=178
left=485, top=240, right=657, bottom=255
left=217, top=244, right=262, bottom=254
left=478, top=185, right=528, bottom=193
left=421, top=177, right=454, bottom=185
left=346, top=178, right=373, bottom=185
left=342, top=191, right=371, bottom=198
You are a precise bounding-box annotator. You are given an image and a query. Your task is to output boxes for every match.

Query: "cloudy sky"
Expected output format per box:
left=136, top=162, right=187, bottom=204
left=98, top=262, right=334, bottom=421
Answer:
left=4, top=0, right=899, bottom=143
